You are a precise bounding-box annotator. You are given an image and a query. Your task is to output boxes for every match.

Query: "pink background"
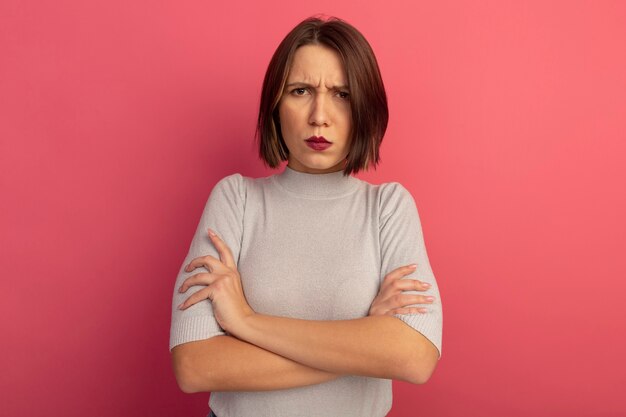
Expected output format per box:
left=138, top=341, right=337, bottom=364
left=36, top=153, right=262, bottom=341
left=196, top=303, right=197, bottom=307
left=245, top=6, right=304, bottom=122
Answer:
left=1, top=1, right=625, bottom=416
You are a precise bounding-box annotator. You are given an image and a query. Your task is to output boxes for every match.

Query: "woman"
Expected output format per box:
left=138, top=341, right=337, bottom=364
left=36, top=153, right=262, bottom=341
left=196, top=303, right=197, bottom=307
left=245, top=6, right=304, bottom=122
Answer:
left=170, top=16, right=442, bottom=417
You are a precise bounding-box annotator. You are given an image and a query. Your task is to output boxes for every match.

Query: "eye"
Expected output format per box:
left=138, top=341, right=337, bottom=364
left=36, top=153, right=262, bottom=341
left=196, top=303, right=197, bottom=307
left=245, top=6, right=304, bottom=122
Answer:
left=337, top=91, right=350, bottom=100
left=291, top=88, right=308, bottom=96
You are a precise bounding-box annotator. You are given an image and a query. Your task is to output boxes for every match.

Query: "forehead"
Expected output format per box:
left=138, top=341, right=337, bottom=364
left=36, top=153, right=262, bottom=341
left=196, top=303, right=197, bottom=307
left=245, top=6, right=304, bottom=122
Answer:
left=286, top=44, right=347, bottom=84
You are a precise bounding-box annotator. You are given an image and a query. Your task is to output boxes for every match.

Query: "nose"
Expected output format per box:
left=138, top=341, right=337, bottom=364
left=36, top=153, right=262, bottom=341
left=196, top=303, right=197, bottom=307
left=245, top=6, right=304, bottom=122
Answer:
left=308, top=94, right=330, bottom=127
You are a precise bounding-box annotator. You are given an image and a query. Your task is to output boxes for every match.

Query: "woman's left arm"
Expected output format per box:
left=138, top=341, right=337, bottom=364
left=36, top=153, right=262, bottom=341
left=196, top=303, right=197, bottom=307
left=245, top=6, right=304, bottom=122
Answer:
left=232, top=309, right=438, bottom=384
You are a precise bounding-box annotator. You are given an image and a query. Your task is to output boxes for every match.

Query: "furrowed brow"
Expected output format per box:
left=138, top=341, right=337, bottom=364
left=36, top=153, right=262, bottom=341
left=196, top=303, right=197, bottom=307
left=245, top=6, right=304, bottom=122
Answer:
left=285, top=82, right=349, bottom=90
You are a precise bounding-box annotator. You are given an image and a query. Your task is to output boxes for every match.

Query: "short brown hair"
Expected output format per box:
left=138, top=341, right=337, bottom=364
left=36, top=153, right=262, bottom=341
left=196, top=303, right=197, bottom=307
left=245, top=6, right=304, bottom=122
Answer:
left=255, top=16, right=389, bottom=175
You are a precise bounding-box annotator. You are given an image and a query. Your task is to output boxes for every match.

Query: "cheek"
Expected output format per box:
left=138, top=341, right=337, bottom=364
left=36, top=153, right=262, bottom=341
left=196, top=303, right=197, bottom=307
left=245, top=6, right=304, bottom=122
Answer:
left=338, top=103, right=351, bottom=122
left=277, top=108, right=290, bottom=138
left=278, top=105, right=296, bottom=132
left=341, top=110, right=352, bottom=135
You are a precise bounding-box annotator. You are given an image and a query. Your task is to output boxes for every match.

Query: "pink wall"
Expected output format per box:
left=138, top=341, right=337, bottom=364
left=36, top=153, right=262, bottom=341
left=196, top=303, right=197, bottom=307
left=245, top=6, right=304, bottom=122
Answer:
left=2, top=1, right=625, bottom=416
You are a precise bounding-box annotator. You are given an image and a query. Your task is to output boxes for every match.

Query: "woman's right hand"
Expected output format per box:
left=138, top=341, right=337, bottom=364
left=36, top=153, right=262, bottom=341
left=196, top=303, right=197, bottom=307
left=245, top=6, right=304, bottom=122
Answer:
left=178, top=229, right=255, bottom=335
left=368, top=264, right=435, bottom=316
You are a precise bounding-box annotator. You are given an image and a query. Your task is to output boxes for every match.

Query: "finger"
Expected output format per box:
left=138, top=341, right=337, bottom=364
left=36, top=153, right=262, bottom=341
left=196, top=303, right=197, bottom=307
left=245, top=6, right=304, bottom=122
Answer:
left=178, top=272, right=214, bottom=293
left=178, top=287, right=213, bottom=310
left=383, top=264, right=417, bottom=283
left=392, top=279, right=432, bottom=292
left=208, top=228, right=236, bottom=269
left=388, top=307, right=428, bottom=315
left=185, top=255, right=219, bottom=273
left=392, top=294, right=436, bottom=307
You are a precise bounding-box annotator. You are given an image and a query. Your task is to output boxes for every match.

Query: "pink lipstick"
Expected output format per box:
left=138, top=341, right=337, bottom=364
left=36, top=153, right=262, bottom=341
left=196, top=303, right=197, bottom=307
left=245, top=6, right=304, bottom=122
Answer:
left=305, top=136, right=332, bottom=151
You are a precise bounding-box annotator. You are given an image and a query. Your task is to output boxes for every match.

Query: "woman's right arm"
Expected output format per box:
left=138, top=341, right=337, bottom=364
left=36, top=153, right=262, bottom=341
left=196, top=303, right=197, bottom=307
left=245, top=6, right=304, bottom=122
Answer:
left=172, top=335, right=340, bottom=393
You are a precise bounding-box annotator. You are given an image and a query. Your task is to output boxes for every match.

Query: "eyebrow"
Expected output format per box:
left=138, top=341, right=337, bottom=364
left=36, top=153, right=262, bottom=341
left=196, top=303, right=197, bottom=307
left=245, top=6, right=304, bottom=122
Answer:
left=285, top=82, right=349, bottom=90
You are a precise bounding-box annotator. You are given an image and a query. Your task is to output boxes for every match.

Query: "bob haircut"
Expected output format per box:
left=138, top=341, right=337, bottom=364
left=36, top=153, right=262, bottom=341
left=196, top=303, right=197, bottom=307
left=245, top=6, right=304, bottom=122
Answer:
left=256, top=16, right=389, bottom=175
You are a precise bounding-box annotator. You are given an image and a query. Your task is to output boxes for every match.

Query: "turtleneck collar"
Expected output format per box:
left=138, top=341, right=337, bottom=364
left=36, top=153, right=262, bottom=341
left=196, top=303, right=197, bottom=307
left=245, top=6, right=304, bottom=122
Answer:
left=272, top=165, right=360, bottom=198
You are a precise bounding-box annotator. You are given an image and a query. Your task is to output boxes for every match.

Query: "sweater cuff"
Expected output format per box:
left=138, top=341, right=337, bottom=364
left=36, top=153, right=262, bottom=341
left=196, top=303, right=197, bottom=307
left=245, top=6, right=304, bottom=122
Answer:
left=394, top=313, right=442, bottom=358
left=169, top=315, right=225, bottom=352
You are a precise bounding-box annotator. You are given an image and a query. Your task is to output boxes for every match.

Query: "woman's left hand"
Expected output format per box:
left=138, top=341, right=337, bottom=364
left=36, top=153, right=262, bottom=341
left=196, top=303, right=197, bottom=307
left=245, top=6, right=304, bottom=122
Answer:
left=177, top=228, right=254, bottom=334
left=368, top=264, right=434, bottom=316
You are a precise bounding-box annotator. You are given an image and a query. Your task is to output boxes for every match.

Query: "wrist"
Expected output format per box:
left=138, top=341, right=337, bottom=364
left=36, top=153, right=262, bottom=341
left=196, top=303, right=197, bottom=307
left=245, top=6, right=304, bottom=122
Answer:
left=227, top=308, right=258, bottom=341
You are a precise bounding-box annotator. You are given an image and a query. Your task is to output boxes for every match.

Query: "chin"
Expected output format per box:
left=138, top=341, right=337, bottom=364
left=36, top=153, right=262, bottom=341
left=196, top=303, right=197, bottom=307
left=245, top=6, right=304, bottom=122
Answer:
left=289, top=151, right=347, bottom=172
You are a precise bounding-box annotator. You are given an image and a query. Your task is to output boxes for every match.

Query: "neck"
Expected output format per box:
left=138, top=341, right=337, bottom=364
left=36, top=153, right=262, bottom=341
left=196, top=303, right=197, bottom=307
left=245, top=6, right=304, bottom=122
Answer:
left=286, top=161, right=346, bottom=175
left=273, top=165, right=360, bottom=198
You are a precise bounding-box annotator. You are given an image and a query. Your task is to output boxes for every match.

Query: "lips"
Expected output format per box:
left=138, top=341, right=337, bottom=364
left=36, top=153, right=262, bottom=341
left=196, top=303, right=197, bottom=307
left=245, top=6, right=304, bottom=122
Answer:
left=305, top=136, right=331, bottom=144
left=305, top=136, right=332, bottom=151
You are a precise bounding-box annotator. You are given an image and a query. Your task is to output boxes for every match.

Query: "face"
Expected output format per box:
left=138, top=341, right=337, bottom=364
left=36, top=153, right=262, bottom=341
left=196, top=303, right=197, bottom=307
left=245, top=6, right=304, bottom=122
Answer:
left=278, top=44, right=352, bottom=174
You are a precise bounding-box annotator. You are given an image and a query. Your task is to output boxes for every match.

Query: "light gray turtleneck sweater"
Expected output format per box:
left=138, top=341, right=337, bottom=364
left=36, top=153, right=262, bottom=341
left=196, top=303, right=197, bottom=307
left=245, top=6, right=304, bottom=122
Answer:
left=170, top=166, right=442, bottom=417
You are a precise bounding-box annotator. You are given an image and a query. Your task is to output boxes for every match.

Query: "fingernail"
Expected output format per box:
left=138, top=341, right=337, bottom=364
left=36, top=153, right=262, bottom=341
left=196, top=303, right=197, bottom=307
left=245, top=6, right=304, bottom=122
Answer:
left=418, top=308, right=427, bottom=313
left=208, top=228, right=217, bottom=237
left=178, top=286, right=184, bottom=293
left=177, top=303, right=184, bottom=310
left=425, top=296, right=435, bottom=302
left=409, top=264, right=417, bottom=269
left=422, top=283, right=431, bottom=288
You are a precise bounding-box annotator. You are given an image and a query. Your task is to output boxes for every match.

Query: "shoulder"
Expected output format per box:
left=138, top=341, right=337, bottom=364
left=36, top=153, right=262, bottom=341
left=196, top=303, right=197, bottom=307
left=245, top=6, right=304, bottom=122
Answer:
left=348, top=179, right=417, bottom=223
left=214, top=172, right=275, bottom=190
left=214, top=172, right=244, bottom=190
left=210, top=172, right=276, bottom=202
left=377, top=181, right=416, bottom=211
left=212, top=172, right=253, bottom=195
left=378, top=181, right=412, bottom=200
left=204, top=173, right=247, bottom=208
left=367, top=181, right=420, bottom=230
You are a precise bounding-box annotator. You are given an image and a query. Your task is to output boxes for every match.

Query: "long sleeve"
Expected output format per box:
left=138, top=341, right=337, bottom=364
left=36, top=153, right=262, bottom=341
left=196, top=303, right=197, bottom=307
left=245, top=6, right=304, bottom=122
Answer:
left=378, top=182, right=443, bottom=356
left=169, top=173, right=246, bottom=351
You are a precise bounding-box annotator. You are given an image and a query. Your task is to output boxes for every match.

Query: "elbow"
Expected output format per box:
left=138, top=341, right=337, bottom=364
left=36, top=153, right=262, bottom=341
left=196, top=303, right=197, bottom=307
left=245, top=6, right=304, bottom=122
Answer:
left=176, top=378, right=197, bottom=394
left=172, top=347, right=203, bottom=394
left=176, top=375, right=198, bottom=394
left=404, top=361, right=437, bottom=385
left=402, top=346, right=439, bottom=385
left=172, top=338, right=228, bottom=393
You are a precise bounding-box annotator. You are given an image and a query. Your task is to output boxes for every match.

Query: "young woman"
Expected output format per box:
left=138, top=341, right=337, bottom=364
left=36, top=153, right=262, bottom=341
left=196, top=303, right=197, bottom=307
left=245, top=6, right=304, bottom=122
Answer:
left=170, top=16, right=442, bottom=417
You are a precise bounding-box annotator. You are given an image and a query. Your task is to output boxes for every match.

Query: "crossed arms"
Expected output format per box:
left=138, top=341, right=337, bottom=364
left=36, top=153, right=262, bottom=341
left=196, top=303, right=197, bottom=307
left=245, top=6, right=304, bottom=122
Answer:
left=171, top=230, right=439, bottom=393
